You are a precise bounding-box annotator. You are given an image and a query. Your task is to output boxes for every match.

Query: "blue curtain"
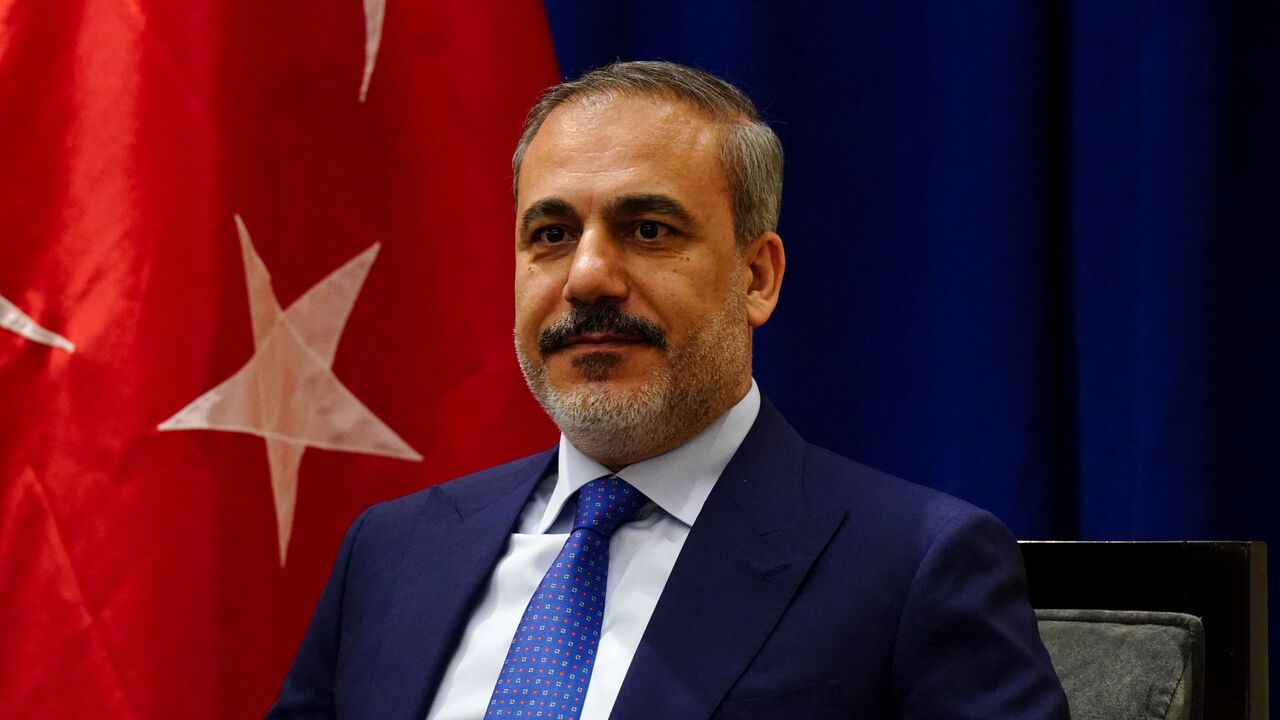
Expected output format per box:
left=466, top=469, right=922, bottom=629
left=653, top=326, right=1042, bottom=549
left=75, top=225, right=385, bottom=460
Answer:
left=545, top=0, right=1279, bottom=707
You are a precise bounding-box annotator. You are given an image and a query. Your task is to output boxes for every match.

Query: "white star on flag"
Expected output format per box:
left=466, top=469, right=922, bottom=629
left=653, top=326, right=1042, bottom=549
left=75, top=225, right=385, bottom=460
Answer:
left=159, top=214, right=422, bottom=566
left=0, top=294, right=75, bottom=353
left=361, top=0, right=385, bottom=102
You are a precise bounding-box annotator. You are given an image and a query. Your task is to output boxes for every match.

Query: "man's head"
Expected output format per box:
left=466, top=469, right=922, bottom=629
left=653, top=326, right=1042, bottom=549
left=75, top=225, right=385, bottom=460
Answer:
left=513, top=61, right=783, bottom=249
left=512, top=61, right=786, bottom=469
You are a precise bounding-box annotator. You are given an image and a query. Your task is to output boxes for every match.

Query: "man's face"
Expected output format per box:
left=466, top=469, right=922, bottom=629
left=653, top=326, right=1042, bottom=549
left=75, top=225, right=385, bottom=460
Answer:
left=513, top=94, right=753, bottom=465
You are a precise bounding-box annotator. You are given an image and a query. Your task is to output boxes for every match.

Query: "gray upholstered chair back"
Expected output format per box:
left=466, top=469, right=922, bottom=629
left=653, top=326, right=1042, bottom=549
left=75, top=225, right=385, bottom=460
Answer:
left=1037, top=609, right=1205, bottom=720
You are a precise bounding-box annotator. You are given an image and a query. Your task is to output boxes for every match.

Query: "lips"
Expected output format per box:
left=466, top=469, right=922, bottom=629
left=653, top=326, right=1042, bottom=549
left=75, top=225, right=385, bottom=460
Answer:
left=554, top=331, right=651, bottom=356
left=565, top=332, right=644, bottom=346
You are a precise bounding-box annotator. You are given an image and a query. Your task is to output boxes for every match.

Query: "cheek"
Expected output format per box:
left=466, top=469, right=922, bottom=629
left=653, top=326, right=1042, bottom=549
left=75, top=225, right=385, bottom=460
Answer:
left=636, top=267, right=725, bottom=335
left=514, top=266, right=562, bottom=333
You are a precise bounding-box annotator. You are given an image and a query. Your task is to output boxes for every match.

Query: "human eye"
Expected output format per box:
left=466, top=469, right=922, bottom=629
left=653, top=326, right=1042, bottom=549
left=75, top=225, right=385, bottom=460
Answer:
left=631, top=220, right=675, bottom=242
left=531, top=225, right=571, bottom=244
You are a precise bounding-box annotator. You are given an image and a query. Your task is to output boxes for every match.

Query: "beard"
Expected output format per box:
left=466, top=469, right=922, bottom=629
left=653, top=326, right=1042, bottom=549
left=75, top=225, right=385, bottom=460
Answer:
left=515, top=285, right=751, bottom=467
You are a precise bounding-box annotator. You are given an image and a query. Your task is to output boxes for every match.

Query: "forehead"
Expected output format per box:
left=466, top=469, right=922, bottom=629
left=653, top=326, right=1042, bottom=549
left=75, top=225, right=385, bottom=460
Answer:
left=517, top=94, right=730, bottom=212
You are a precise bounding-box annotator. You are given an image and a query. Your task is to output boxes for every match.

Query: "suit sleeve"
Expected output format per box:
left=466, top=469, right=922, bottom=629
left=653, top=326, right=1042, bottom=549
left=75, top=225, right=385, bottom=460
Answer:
left=264, top=507, right=373, bottom=720
left=890, top=508, right=1069, bottom=720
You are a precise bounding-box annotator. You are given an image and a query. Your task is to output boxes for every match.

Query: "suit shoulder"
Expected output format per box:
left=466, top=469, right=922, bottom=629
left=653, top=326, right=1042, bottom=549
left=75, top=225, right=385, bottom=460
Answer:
left=801, top=443, right=1005, bottom=549
left=358, top=448, right=554, bottom=536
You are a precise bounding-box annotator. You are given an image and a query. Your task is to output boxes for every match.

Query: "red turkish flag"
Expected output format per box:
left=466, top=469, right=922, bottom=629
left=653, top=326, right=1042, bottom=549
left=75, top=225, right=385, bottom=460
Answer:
left=0, top=1, right=559, bottom=718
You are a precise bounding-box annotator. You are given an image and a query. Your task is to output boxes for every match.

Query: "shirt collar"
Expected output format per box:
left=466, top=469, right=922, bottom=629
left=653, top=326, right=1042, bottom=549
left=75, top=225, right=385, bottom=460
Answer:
left=535, top=379, right=761, bottom=533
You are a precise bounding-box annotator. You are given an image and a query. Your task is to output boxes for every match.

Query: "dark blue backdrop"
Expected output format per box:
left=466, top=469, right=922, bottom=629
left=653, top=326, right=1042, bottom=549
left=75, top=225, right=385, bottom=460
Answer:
left=544, top=0, right=1279, bottom=707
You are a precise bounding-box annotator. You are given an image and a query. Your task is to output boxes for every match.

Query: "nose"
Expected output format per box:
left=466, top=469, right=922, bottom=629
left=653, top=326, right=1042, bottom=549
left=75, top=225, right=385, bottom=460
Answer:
left=562, top=226, right=628, bottom=305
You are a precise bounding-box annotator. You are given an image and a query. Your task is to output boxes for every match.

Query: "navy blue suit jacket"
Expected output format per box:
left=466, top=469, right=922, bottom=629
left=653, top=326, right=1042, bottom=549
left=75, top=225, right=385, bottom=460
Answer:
left=268, top=398, right=1069, bottom=719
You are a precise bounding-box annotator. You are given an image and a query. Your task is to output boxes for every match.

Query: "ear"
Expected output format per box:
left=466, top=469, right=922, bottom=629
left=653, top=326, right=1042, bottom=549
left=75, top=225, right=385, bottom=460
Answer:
left=740, top=231, right=785, bottom=328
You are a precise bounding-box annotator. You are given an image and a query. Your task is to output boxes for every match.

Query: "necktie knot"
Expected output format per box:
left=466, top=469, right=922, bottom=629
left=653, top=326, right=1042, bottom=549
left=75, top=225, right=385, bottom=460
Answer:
left=573, top=475, right=648, bottom=537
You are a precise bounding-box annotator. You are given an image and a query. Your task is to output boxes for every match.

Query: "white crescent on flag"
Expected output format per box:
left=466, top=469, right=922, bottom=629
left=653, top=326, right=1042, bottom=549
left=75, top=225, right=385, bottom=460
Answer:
left=361, top=0, right=385, bottom=102
left=0, top=294, right=75, bottom=353
left=158, top=214, right=422, bottom=566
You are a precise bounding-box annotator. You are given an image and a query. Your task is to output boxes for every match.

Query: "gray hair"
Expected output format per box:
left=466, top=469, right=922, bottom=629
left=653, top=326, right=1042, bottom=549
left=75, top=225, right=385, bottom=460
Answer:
left=512, top=60, right=784, bottom=248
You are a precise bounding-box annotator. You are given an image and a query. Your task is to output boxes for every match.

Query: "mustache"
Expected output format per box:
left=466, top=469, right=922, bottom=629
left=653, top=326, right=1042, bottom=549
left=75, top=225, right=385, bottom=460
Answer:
left=538, top=304, right=669, bottom=356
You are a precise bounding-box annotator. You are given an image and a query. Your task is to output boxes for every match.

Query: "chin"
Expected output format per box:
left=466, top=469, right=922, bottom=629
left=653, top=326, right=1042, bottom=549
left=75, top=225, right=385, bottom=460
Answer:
left=566, top=350, right=626, bottom=383
left=547, top=366, right=671, bottom=430
left=521, top=346, right=673, bottom=441
left=514, top=303, right=750, bottom=463
left=541, top=382, right=675, bottom=466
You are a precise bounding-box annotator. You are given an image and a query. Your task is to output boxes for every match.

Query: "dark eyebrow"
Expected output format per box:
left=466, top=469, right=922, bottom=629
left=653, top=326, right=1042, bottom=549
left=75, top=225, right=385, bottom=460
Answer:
left=604, top=194, right=696, bottom=226
left=520, top=198, right=578, bottom=235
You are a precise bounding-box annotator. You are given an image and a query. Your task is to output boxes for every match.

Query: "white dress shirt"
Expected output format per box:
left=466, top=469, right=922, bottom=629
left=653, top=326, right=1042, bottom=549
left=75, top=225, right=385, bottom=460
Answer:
left=424, top=381, right=761, bottom=720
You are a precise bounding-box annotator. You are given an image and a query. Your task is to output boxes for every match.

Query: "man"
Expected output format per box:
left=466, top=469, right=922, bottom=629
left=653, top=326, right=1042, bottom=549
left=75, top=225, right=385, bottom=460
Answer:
left=268, top=61, right=1069, bottom=719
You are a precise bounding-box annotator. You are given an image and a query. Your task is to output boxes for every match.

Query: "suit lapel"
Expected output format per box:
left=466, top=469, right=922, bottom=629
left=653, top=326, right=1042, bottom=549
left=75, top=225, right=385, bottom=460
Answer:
left=609, top=398, right=845, bottom=720
left=363, top=450, right=555, bottom=720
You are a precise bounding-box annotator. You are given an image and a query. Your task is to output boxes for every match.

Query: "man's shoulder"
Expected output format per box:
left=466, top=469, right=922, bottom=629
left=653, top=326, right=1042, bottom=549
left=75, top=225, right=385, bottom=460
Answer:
left=357, top=448, right=554, bottom=537
left=799, top=442, right=1006, bottom=549
left=740, top=394, right=1006, bottom=546
left=747, top=392, right=983, bottom=527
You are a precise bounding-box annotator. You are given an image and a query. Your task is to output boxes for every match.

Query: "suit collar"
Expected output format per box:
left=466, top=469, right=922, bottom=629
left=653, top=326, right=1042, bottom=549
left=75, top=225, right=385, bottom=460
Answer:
left=609, top=395, right=847, bottom=720
left=706, top=393, right=812, bottom=534
left=361, top=395, right=839, bottom=720
left=362, top=450, right=554, bottom=720
left=445, top=448, right=557, bottom=519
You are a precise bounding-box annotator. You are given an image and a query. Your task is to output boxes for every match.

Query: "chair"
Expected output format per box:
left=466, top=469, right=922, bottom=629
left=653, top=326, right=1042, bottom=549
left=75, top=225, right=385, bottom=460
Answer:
left=1019, top=541, right=1268, bottom=720
left=1037, top=608, right=1203, bottom=719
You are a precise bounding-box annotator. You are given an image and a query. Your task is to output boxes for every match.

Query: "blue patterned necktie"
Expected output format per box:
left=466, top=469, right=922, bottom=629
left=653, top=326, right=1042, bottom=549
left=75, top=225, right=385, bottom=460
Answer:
left=486, top=475, right=649, bottom=719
